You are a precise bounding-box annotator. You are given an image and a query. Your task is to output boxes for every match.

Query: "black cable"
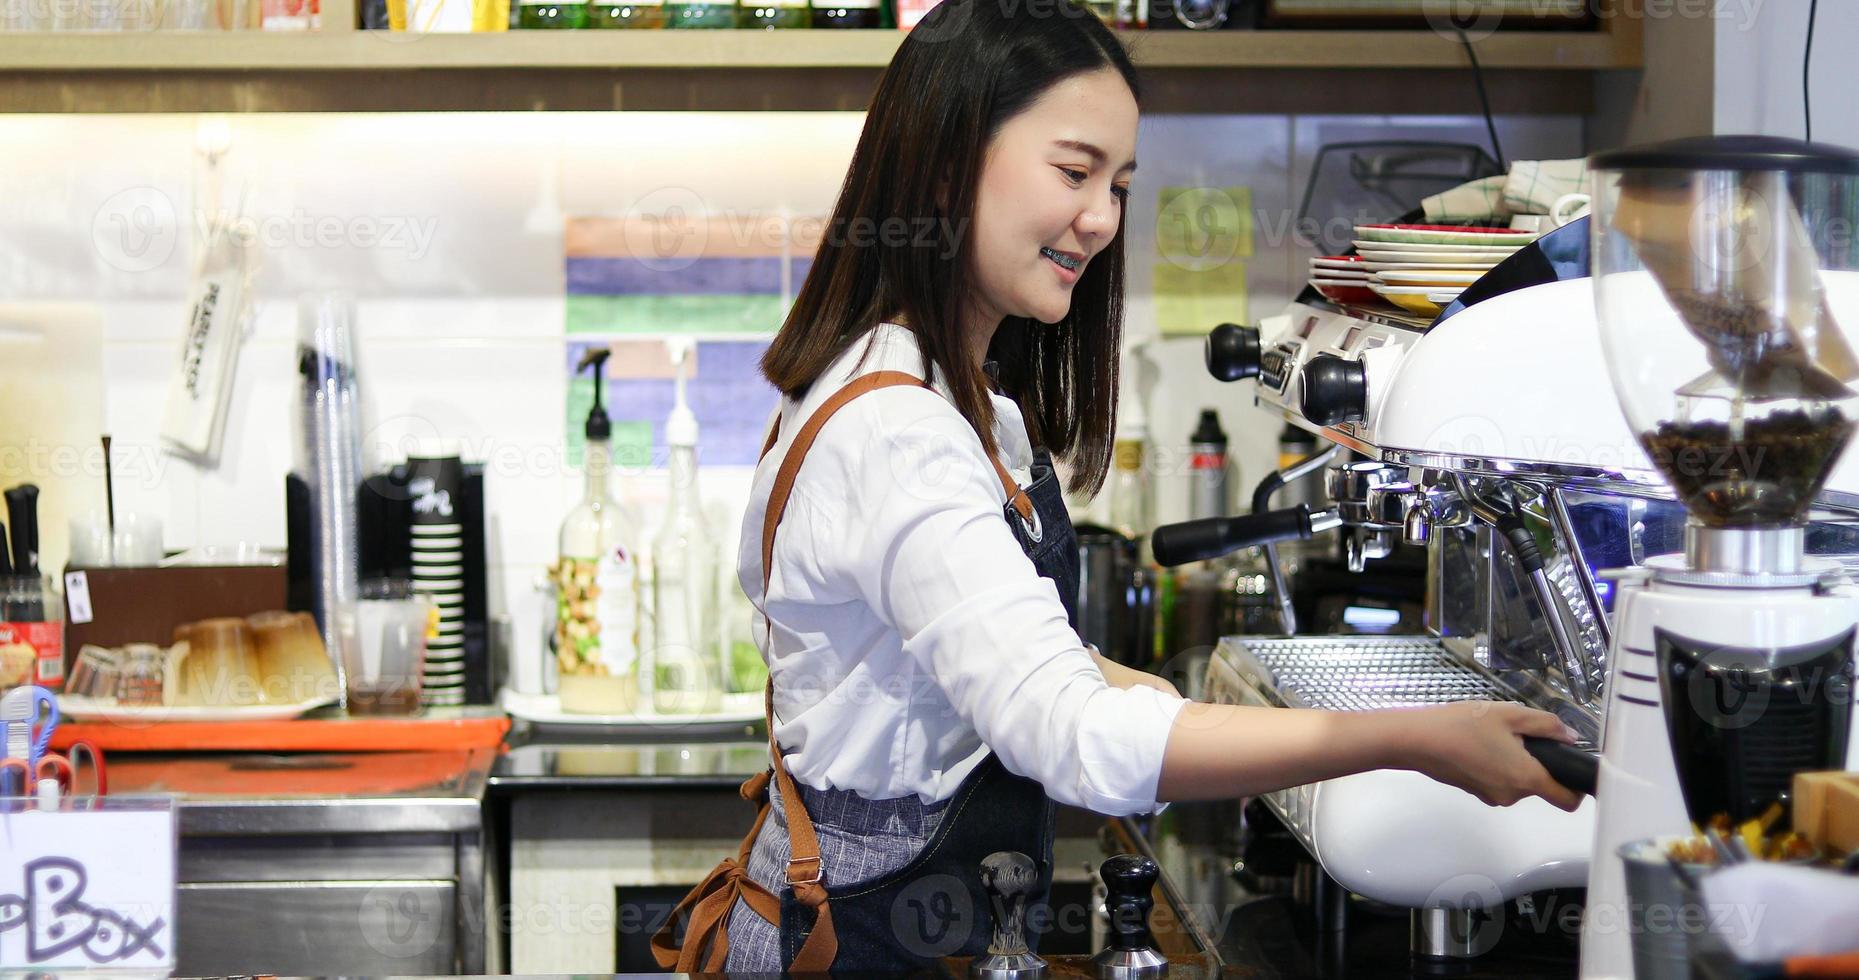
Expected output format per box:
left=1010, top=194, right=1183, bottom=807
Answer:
left=1804, top=0, right=1819, bottom=142
left=1459, top=28, right=1506, bottom=172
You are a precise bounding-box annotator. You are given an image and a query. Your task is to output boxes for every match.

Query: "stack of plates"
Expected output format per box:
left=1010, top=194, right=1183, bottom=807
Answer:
left=1307, top=254, right=1377, bottom=307
left=1352, top=224, right=1536, bottom=317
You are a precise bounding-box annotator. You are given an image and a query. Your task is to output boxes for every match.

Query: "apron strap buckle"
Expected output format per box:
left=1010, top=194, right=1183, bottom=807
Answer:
left=786, top=855, right=823, bottom=886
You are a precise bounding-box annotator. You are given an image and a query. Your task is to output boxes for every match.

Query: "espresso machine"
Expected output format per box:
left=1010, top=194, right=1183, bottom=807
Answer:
left=1149, top=138, right=1859, bottom=968
left=1578, top=137, right=1859, bottom=979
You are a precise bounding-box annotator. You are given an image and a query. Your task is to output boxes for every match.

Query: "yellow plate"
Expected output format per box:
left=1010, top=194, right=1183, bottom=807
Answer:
left=1380, top=291, right=1444, bottom=317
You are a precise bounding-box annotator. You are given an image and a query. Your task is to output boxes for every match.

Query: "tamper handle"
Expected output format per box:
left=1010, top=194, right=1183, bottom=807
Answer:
left=980, top=851, right=1037, bottom=956
left=1099, top=855, right=1158, bottom=952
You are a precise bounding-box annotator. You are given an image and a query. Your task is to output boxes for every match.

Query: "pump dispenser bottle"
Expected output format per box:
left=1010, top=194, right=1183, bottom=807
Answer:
left=645, top=340, right=723, bottom=714
left=552, top=347, right=645, bottom=714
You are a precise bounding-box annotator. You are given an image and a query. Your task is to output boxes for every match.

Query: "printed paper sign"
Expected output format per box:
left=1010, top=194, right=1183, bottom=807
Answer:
left=0, top=799, right=176, bottom=971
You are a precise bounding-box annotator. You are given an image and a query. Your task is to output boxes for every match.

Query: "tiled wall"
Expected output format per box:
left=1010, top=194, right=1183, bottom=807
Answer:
left=0, top=109, right=1582, bottom=681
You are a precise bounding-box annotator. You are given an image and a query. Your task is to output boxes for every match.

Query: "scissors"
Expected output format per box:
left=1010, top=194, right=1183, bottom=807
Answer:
left=1, top=684, right=57, bottom=767
left=33, top=740, right=107, bottom=799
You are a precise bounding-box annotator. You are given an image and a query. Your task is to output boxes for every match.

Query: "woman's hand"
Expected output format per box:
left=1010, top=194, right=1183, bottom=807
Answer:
left=1401, top=701, right=1586, bottom=813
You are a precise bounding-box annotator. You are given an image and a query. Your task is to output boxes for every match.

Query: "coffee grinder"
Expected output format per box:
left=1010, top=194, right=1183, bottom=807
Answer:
left=1580, top=136, right=1859, bottom=977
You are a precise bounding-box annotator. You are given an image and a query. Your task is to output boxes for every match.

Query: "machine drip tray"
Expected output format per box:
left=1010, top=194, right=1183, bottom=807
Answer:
left=1216, top=635, right=1515, bottom=712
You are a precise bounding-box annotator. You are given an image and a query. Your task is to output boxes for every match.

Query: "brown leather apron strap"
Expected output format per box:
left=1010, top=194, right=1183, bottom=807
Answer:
left=655, top=367, right=1033, bottom=973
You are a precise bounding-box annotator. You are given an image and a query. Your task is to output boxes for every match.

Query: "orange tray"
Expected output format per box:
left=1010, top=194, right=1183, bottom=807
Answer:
left=47, top=713, right=510, bottom=753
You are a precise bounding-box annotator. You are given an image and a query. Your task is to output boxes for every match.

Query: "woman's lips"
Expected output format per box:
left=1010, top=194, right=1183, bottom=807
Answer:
left=1041, top=246, right=1082, bottom=284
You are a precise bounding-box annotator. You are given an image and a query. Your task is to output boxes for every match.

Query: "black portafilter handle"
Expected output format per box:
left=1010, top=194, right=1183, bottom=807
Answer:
left=1204, top=323, right=1261, bottom=382
left=1150, top=505, right=1316, bottom=567
left=1522, top=736, right=1598, bottom=798
left=1099, top=855, right=1159, bottom=953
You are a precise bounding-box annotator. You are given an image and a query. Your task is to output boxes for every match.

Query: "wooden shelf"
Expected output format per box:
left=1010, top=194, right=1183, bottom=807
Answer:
left=0, top=26, right=1636, bottom=71
left=0, top=14, right=1640, bottom=112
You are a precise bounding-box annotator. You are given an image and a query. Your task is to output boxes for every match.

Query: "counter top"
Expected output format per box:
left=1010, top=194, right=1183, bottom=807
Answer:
left=489, top=730, right=768, bottom=793
left=104, top=747, right=494, bottom=833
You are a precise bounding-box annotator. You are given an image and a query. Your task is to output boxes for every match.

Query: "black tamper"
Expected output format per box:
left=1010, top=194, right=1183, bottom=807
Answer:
left=969, top=850, right=1046, bottom=980
left=1092, top=855, right=1168, bottom=980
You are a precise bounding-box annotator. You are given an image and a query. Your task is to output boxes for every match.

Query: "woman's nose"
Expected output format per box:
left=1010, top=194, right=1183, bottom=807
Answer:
left=1077, top=201, right=1117, bottom=241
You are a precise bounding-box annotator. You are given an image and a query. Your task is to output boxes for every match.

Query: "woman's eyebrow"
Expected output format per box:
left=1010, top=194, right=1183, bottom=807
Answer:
left=1052, top=138, right=1137, bottom=174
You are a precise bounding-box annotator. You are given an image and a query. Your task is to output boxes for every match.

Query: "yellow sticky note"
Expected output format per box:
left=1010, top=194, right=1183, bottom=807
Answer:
left=1155, top=186, right=1253, bottom=267
left=1154, top=261, right=1246, bottom=337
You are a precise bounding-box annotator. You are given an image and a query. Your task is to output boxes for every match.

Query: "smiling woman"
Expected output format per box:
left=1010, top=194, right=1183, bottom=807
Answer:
left=759, top=0, right=1138, bottom=498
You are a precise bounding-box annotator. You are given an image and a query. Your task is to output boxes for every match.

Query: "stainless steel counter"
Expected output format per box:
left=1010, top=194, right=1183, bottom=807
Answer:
left=107, top=749, right=494, bottom=976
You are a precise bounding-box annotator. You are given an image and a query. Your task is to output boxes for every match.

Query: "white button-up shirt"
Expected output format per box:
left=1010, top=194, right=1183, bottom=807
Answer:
left=738, top=323, right=1185, bottom=815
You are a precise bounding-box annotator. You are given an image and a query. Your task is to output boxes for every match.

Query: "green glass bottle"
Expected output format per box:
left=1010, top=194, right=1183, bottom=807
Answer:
left=666, top=0, right=734, bottom=26
left=809, top=0, right=882, bottom=27
left=588, top=0, right=664, bottom=26
left=516, top=0, right=588, bottom=26
left=738, top=0, right=807, bottom=28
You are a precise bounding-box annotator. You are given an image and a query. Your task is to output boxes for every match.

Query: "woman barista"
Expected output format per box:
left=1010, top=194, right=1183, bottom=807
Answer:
left=650, top=1, right=1586, bottom=971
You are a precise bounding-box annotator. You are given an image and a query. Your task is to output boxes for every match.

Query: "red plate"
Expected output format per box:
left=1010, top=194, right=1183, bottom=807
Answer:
left=1311, top=281, right=1380, bottom=306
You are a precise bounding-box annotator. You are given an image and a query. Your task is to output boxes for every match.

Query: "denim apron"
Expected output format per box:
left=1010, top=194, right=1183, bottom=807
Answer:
left=728, top=443, right=1080, bottom=973
left=647, top=368, right=1080, bottom=975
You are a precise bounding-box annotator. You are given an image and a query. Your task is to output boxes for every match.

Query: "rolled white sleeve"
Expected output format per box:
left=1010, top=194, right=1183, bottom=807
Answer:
left=812, top=390, right=1186, bottom=815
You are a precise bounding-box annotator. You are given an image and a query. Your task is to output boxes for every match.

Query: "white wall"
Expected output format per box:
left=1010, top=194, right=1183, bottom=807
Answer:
left=0, top=108, right=1581, bottom=681
left=1714, top=0, right=1859, bottom=147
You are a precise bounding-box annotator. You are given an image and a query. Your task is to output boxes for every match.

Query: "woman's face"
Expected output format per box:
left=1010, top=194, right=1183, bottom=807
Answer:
left=967, top=67, right=1138, bottom=331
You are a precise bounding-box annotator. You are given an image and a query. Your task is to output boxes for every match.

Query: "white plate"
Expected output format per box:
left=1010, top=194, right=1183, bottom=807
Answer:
left=1357, top=251, right=1508, bottom=266
left=1350, top=239, right=1523, bottom=254
left=55, top=693, right=337, bottom=723
left=501, top=688, right=764, bottom=728
left=1354, top=225, right=1538, bottom=246
left=1373, top=270, right=1485, bottom=286
left=1311, top=258, right=1371, bottom=271
left=1375, top=284, right=1457, bottom=295
left=1309, top=270, right=1371, bottom=281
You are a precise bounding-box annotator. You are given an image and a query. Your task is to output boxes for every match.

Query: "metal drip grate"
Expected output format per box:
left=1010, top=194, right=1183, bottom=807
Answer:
left=1224, top=636, right=1513, bottom=712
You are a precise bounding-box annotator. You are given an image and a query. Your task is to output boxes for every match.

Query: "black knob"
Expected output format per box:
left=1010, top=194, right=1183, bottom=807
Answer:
left=1299, top=354, right=1367, bottom=426
left=1204, top=323, right=1261, bottom=382
left=1098, top=855, right=1158, bottom=953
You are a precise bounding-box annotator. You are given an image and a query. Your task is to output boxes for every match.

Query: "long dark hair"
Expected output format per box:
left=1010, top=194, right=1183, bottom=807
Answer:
left=760, top=0, right=1138, bottom=496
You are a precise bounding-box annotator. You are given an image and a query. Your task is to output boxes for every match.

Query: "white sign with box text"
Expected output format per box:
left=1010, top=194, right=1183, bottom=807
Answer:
left=0, top=797, right=176, bottom=972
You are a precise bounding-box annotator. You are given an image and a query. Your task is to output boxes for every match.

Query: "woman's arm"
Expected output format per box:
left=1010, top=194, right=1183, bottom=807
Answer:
left=1087, top=645, right=1180, bottom=698
left=1155, top=699, right=1586, bottom=812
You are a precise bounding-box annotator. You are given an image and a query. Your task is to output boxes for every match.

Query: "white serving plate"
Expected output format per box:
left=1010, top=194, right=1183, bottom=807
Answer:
left=1354, top=224, right=1539, bottom=246
left=501, top=687, right=763, bottom=728
left=1373, top=269, right=1485, bottom=286
left=55, top=693, right=337, bottom=722
left=1350, top=239, right=1523, bottom=254
left=1357, top=251, right=1508, bottom=267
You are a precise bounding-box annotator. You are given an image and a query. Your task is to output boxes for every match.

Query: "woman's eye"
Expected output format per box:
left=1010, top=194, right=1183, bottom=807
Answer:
left=1059, top=167, right=1088, bottom=185
left=1112, top=185, right=1130, bottom=203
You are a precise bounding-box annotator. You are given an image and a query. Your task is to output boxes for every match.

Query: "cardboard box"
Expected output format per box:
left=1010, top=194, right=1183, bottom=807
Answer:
left=61, top=564, right=288, bottom=654
left=1793, top=770, right=1859, bottom=858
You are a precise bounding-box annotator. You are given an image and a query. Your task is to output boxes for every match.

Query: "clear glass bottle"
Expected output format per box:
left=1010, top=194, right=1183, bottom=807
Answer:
left=648, top=438, right=723, bottom=714
left=645, top=347, right=723, bottom=715
left=1107, top=433, right=1153, bottom=540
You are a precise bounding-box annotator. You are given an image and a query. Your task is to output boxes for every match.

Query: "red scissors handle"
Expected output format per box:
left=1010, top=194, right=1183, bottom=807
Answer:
left=62, top=741, right=106, bottom=797
left=35, top=754, right=73, bottom=793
